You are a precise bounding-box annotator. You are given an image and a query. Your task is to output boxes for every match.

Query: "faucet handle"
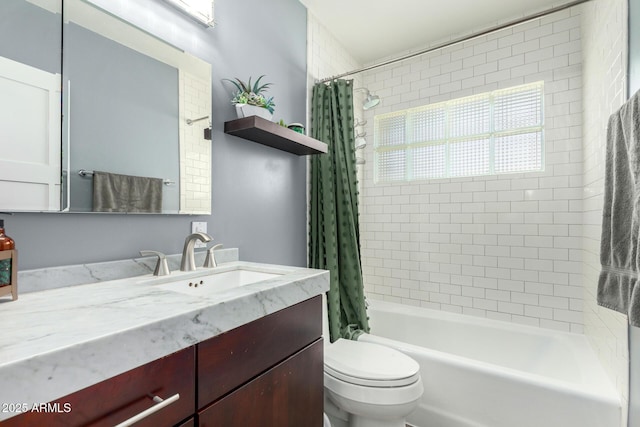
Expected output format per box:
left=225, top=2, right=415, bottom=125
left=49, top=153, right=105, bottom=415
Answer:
left=204, top=244, right=224, bottom=268
left=140, top=250, right=171, bottom=276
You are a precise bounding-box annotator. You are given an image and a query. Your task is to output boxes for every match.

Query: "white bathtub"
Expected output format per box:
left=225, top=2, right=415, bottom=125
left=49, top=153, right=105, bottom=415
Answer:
left=358, top=299, right=621, bottom=427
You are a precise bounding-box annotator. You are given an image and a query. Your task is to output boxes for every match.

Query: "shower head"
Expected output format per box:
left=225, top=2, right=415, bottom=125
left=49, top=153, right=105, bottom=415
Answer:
left=363, top=92, right=380, bottom=110
left=354, top=88, right=381, bottom=110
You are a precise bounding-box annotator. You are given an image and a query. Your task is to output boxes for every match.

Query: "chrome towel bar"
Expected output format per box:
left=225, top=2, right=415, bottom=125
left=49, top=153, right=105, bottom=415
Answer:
left=78, top=169, right=175, bottom=186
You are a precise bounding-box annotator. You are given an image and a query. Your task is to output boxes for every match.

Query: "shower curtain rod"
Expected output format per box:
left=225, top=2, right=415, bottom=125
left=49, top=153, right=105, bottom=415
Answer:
left=317, top=0, right=591, bottom=83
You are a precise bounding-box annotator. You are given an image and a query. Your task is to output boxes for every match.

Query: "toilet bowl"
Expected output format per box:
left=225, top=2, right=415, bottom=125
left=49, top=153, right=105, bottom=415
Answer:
left=322, top=295, right=423, bottom=427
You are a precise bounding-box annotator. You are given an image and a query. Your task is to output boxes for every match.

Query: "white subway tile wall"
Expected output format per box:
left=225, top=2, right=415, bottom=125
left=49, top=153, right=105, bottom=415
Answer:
left=306, top=13, right=365, bottom=206
left=308, top=4, right=628, bottom=423
left=179, top=71, right=211, bottom=214
left=582, top=0, right=628, bottom=423
left=307, top=16, right=361, bottom=87
left=359, top=7, right=585, bottom=332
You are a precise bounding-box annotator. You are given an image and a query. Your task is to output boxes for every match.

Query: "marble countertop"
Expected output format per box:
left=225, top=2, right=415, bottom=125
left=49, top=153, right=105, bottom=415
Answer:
left=0, top=261, right=329, bottom=420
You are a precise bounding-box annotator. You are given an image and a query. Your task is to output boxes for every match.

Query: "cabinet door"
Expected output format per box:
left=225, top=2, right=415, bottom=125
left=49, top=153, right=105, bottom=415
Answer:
left=198, top=340, right=323, bottom=427
left=177, top=416, right=195, bottom=427
left=4, top=347, right=195, bottom=427
left=0, top=56, right=61, bottom=211
left=197, top=295, right=322, bottom=408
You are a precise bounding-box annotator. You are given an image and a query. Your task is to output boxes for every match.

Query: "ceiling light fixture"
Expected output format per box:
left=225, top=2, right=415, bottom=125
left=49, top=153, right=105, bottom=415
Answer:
left=163, top=0, right=214, bottom=27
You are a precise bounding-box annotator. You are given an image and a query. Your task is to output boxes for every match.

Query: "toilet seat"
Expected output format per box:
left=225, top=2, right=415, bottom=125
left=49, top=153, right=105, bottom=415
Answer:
left=324, top=339, right=420, bottom=387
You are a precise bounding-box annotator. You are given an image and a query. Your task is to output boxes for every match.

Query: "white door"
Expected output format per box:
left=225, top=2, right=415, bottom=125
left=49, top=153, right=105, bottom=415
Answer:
left=0, top=56, right=61, bottom=211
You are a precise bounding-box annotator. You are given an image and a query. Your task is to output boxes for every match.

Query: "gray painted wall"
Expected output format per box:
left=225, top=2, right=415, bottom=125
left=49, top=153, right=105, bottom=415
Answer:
left=629, top=1, right=640, bottom=425
left=0, top=0, right=60, bottom=74
left=1, top=0, right=308, bottom=270
left=65, top=22, right=180, bottom=212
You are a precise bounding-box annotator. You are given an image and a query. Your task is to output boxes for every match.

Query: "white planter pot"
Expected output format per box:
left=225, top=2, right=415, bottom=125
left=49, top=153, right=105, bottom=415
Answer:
left=235, top=104, right=273, bottom=121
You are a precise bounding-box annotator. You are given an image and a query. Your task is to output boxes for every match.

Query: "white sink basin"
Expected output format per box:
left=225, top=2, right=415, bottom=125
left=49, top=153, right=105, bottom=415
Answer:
left=154, top=268, right=282, bottom=296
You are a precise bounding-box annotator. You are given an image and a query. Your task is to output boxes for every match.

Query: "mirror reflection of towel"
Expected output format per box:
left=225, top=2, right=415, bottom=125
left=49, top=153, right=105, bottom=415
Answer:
left=92, top=171, right=163, bottom=213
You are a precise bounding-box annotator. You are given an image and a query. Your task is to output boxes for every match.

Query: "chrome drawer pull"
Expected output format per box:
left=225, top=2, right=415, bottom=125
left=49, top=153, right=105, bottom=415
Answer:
left=114, top=393, right=180, bottom=427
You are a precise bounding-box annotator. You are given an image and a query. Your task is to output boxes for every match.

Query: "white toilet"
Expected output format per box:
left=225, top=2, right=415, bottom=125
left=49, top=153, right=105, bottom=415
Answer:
left=322, top=295, right=423, bottom=427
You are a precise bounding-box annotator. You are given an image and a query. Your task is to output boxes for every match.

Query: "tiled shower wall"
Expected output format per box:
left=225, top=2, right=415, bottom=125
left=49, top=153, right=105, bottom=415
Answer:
left=306, top=12, right=365, bottom=235
left=581, top=0, right=628, bottom=422
left=179, top=71, right=211, bottom=214
left=306, top=12, right=366, bottom=145
left=358, top=8, right=585, bottom=332
left=307, top=14, right=361, bottom=92
left=308, top=3, right=629, bottom=420
left=308, top=4, right=629, bottom=419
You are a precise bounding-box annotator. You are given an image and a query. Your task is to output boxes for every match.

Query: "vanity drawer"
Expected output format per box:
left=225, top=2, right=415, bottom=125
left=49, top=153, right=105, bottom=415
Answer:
left=5, top=346, right=195, bottom=427
left=197, top=295, right=322, bottom=408
left=198, top=339, right=324, bottom=427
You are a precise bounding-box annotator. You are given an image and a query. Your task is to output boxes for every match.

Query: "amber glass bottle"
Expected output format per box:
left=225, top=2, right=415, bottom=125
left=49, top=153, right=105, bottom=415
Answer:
left=0, top=219, right=15, bottom=287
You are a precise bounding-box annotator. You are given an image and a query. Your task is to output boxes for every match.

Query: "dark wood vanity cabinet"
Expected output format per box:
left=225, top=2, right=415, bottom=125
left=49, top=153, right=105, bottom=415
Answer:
left=3, top=296, right=323, bottom=427
left=2, top=346, right=196, bottom=427
left=197, top=295, right=323, bottom=426
left=199, top=341, right=323, bottom=426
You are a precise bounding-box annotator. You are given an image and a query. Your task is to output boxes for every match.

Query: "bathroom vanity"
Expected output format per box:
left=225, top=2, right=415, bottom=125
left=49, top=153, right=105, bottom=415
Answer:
left=0, top=261, right=328, bottom=426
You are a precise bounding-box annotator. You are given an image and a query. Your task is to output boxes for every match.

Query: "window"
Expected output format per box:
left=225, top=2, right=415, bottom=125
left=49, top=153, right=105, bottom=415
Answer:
left=374, top=82, right=544, bottom=182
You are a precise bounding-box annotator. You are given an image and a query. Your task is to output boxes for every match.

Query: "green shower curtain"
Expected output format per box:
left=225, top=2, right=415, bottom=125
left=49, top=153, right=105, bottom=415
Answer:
left=309, top=79, right=370, bottom=342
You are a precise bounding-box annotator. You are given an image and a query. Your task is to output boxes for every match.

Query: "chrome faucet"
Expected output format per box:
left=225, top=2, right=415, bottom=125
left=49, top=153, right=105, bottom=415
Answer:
left=204, top=243, right=224, bottom=268
left=180, top=232, right=213, bottom=271
left=140, top=250, right=170, bottom=276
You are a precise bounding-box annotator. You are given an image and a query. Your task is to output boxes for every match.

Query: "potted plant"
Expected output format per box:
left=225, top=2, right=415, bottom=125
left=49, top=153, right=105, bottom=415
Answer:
left=225, top=75, right=275, bottom=120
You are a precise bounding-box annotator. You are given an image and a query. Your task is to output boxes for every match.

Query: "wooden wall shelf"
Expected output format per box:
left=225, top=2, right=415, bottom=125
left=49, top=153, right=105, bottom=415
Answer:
left=224, top=116, right=328, bottom=155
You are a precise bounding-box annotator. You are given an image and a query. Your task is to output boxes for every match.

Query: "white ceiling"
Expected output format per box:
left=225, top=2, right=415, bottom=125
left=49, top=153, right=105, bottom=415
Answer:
left=300, top=0, right=581, bottom=64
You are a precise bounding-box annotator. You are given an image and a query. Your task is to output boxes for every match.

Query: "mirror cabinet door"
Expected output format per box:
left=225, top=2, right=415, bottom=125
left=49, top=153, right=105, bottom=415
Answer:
left=0, top=0, right=62, bottom=212
left=0, top=0, right=212, bottom=215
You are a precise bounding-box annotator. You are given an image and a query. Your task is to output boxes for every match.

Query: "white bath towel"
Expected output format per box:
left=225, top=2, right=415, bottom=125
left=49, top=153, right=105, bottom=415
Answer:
left=598, top=89, right=640, bottom=326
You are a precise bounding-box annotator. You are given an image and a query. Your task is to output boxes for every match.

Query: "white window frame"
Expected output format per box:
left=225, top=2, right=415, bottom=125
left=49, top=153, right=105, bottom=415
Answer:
left=374, top=81, right=544, bottom=183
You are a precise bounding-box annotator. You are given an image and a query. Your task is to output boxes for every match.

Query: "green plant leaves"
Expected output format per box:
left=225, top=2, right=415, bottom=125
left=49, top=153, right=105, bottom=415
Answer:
left=252, top=75, right=272, bottom=95
left=224, top=75, right=275, bottom=113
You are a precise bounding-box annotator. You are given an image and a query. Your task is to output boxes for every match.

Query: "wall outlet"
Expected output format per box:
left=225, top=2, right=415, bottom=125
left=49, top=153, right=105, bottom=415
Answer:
left=191, top=221, right=208, bottom=248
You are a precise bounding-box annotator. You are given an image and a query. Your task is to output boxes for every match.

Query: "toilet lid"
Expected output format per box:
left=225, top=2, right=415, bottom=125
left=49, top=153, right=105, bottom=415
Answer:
left=324, top=339, right=420, bottom=387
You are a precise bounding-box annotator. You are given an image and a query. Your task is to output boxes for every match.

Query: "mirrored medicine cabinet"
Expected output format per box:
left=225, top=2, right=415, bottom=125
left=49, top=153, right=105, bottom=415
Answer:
left=0, top=0, right=212, bottom=215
